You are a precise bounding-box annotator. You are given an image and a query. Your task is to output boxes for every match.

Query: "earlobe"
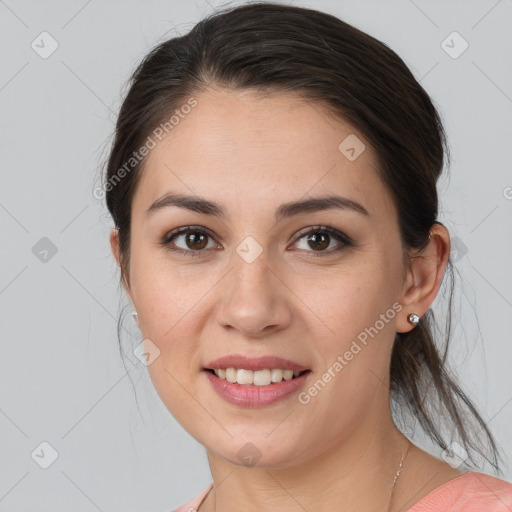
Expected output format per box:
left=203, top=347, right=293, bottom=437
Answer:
left=396, top=224, right=450, bottom=333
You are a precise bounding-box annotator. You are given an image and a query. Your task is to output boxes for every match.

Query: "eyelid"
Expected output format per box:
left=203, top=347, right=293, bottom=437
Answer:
left=161, top=225, right=215, bottom=244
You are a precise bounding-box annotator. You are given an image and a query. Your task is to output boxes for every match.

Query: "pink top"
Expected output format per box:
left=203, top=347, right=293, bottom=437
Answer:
left=171, top=472, right=512, bottom=512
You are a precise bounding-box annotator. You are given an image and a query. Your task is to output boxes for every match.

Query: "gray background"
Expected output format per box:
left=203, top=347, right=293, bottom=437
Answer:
left=0, top=0, right=511, bottom=510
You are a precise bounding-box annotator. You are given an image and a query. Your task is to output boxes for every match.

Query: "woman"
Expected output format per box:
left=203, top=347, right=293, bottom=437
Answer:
left=102, top=3, right=512, bottom=511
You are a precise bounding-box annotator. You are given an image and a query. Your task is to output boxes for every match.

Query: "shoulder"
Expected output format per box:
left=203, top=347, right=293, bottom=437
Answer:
left=408, top=472, right=512, bottom=511
left=170, top=482, right=214, bottom=512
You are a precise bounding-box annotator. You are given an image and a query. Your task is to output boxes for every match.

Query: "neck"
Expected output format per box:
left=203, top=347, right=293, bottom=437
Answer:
left=201, top=411, right=409, bottom=512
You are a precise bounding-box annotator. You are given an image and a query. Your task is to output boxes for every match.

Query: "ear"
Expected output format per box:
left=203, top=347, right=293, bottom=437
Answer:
left=396, top=223, right=451, bottom=333
left=110, top=228, right=132, bottom=301
left=110, top=227, right=121, bottom=267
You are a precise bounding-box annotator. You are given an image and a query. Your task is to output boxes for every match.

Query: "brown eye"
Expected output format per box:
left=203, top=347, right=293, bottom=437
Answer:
left=306, top=232, right=330, bottom=251
left=185, top=232, right=208, bottom=250
left=161, top=226, right=219, bottom=257
left=291, top=225, right=353, bottom=255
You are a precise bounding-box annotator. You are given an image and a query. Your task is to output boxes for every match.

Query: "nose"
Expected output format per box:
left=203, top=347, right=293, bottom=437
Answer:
left=216, top=247, right=293, bottom=338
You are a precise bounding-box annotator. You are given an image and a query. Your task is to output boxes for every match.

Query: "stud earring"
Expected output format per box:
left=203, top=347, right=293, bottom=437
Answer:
left=407, top=313, right=420, bottom=325
left=131, top=309, right=138, bottom=320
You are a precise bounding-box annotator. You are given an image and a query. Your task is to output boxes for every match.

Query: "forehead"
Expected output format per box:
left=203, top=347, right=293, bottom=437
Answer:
left=132, top=88, right=394, bottom=221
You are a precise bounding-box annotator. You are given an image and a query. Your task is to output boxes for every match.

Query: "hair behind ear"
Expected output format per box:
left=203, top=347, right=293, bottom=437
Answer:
left=390, top=261, right=501, bottom=473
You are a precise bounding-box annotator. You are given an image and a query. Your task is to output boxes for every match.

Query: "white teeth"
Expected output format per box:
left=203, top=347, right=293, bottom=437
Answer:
left=271, top=369, right=283, bottom=382
left=212, top=368, right=304, bottom=385
left=225, top=368, right=237, bottom=383
left=253, top=369, right=271, bottom=386
left=236, top=369, right=254, bottom=385
left=283, top=369, right=294, bottom=380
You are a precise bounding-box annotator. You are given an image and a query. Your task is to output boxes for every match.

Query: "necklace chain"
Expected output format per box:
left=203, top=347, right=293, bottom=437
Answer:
left=387, top=440, right=411, bottom=512
left=391, top=449, right=406, bottom=492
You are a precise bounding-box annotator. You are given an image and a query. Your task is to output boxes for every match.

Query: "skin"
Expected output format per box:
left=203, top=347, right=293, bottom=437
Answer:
left=110, top=87, right=462, bottom=512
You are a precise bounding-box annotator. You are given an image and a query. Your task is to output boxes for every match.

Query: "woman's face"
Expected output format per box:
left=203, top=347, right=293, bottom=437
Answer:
left=114, top=87, right=412, bottom=468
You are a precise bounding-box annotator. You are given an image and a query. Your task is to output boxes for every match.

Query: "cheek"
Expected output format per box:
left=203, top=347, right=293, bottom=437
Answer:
left=297, top=256, right=402, bottom=396
left=130, top=242, right=202, bottom=327
left=129, top=253, right=209, bottom=432
left=296, top=270, right=399, bottom=436
left=298, top=258, right=401, bottom=341
left=128, top=246, right=206, bottom=372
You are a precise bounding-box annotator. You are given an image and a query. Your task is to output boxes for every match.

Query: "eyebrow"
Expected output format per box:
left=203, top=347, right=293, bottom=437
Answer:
left=146, top=192, right=370, bottom=221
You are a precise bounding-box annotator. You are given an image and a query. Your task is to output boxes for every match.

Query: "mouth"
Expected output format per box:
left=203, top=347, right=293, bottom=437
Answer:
left=202, top=367, right=313, bottom=407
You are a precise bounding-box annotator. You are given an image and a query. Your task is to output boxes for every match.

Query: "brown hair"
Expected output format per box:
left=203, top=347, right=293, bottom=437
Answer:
left=101, top=1, right=501, bottom=471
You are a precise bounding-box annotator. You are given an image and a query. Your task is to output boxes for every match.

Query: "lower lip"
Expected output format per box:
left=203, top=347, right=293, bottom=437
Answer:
left=203, top=370, right=312, bottom=407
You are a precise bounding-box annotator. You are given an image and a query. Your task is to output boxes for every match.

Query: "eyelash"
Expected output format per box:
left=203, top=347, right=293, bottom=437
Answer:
left=159, top=225, right=353, bottom=258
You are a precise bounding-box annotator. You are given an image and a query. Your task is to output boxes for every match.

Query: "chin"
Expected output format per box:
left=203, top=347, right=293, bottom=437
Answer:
left=203, top=431, right=308, bottom=470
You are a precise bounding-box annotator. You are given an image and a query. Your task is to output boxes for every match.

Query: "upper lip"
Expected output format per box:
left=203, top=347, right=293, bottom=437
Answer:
left=204, top=354, right=310, bottom=371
